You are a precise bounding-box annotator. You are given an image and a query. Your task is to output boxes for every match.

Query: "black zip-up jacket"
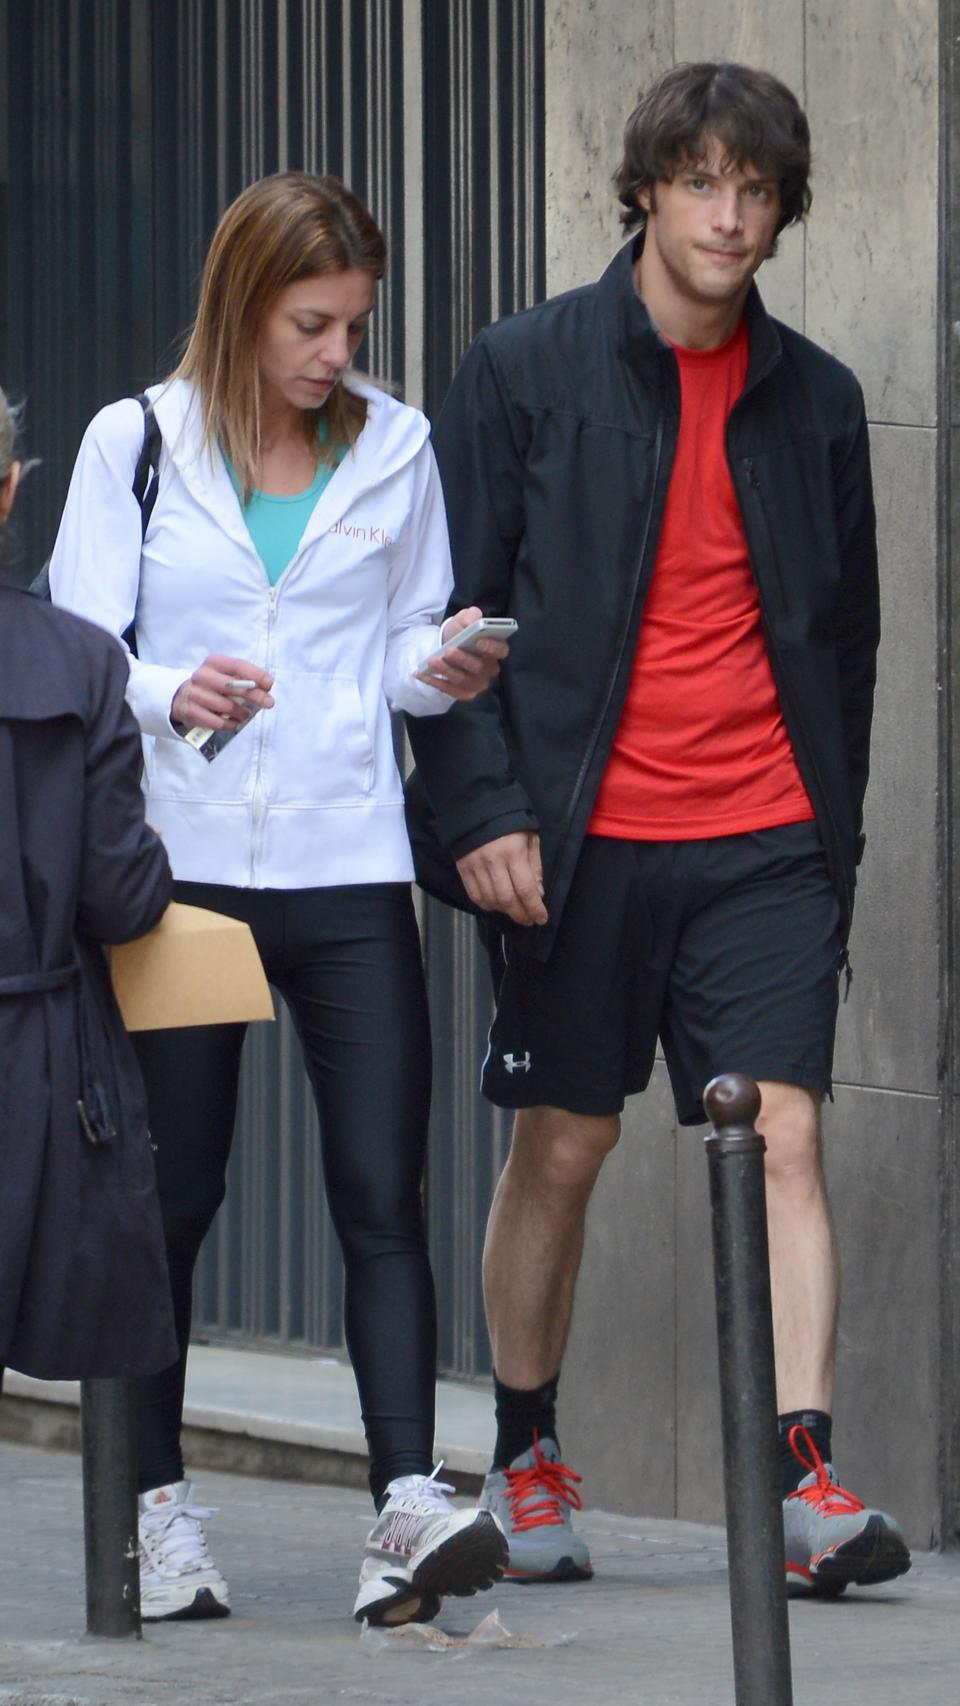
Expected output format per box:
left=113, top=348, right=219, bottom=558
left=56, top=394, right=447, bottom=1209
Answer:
left=406, top=236, right=880, bottom=960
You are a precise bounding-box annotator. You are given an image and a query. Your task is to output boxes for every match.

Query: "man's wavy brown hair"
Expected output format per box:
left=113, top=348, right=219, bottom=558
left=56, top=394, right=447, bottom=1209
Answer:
left=615, top=62, right=811, bottom=253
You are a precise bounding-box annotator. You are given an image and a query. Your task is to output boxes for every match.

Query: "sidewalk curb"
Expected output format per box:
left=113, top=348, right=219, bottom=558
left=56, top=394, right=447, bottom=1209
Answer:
left=0, top=1384, right=485, bottom=1497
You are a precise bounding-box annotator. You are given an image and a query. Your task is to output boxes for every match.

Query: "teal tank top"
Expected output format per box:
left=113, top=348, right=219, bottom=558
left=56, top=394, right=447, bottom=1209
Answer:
left=224, top=436, right=347, bottom=586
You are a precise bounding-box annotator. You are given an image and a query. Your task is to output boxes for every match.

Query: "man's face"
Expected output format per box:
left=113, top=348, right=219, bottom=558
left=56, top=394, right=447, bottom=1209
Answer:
left=638, top=135, right=782, bottom=313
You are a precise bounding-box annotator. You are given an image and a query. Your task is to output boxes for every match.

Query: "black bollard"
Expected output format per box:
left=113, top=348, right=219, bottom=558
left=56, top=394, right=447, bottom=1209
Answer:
left=704, top=1073, right=792, bottom=1706
left=80, top=1377, right=141, bottom=1637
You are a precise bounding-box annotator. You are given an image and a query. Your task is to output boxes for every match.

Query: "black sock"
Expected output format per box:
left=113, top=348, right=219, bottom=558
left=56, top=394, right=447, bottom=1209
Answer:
left=492, top=1371, right=560, bottom=1470
left=778, top=1409, right=833, bottom=1499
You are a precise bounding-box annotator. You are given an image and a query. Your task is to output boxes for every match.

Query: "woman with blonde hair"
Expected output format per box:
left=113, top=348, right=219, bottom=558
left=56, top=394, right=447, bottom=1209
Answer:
left=50, top=173, right=508, bottom=1626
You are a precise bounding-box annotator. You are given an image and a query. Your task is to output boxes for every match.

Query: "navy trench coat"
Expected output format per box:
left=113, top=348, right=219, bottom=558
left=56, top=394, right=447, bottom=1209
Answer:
left=0, top=584, right=177, bottom=1379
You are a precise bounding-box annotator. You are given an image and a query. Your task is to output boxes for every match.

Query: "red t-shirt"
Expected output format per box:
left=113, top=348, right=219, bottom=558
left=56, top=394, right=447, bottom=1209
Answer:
left=588, top=318, right=814, bottom=840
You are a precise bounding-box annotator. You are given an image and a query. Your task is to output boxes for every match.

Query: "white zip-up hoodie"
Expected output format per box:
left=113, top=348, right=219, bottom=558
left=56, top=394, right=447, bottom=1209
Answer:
left=49, top=376, right=454, bottom=889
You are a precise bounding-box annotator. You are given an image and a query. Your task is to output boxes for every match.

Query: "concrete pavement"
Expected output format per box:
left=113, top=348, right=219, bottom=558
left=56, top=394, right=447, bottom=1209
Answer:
left=0, top=1438, right=957, bottom=1706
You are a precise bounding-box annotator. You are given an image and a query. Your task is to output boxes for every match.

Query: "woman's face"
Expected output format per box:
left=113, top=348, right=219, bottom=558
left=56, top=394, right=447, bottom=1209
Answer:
left=257, top=269, right=376, bottom=417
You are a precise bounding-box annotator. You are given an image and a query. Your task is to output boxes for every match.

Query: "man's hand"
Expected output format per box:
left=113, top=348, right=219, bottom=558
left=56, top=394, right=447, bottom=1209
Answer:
left=417, top=606, right=510, bottom=701
left=170, top=654, right=275, bottom=732
left=456, top=831, right=547, bottom=926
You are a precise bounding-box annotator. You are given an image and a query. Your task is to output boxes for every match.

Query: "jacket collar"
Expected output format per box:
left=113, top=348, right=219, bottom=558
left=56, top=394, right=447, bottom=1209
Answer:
left=597, top=232, right=782, bottom=392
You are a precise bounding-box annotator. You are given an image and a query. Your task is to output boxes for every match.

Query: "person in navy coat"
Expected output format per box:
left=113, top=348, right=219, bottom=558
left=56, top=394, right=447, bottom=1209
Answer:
left=0, top=386, right=176, bottom=1380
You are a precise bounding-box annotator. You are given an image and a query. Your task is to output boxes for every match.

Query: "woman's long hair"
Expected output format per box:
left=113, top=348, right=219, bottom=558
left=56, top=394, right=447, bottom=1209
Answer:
left=173, top=173, right=387, bottom=495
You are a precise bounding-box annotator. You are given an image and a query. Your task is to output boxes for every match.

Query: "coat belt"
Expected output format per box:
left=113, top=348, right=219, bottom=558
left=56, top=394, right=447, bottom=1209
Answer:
left=0, top=961, right=78, bottom=997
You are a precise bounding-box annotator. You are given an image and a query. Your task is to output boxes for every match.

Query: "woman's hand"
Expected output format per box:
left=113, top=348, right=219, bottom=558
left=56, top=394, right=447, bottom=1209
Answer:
left=417, top=606, right=511, bottom=702
left=170, top=655, right=275, bottom=732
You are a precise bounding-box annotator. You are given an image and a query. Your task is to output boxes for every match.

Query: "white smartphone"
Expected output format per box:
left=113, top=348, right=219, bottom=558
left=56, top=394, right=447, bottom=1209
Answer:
left=184, top=680, right=262, bottom=763
left=416, top=615, right=518, bottom=679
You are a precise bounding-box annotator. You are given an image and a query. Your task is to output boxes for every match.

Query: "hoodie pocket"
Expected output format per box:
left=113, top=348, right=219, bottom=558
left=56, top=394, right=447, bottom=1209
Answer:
left=268, top=672, right=376, bottom=807
left=145, top=713, right=259, bottom=802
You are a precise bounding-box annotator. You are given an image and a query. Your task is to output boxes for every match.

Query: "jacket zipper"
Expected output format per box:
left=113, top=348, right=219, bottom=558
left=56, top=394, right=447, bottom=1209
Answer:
left=739, top=455, right=853, bottom=932
left=556, top=414, right=666, bottom=858
left=250, top=584, right=279, bottom=885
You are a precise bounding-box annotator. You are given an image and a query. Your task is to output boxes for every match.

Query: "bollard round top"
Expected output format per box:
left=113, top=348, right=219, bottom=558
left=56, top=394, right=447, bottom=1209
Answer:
left=703, top=1073, right=761, bottom=1128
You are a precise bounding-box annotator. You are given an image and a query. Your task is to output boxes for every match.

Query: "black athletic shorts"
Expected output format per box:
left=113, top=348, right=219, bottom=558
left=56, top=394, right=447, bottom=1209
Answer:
left=480, top=823, right=843, bottom=1125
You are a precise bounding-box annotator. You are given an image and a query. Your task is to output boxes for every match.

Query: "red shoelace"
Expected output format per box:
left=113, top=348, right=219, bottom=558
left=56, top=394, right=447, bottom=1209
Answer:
left=786, top=1423, right=865, bottom=1516
left=502, top=1434, right=584, bottom=1532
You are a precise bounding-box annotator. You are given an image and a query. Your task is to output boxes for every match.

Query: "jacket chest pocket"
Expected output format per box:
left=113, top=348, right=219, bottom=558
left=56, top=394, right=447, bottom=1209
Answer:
left=738, top=440, right=842, bottom=616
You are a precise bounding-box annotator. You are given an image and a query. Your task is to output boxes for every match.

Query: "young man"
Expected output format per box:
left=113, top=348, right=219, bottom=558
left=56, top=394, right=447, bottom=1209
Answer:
left=406, top=62, right=910, bottom=1596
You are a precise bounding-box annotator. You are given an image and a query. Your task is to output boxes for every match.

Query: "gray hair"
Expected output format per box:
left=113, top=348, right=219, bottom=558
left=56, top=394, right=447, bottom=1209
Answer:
left=0, top=385, right=17, bottom=483
left=0, top=386, right=39, bottom=488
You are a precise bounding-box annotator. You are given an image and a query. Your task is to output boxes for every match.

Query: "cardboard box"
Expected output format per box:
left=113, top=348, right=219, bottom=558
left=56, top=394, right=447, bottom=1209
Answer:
left=110, top=902, right=274, bottom=1031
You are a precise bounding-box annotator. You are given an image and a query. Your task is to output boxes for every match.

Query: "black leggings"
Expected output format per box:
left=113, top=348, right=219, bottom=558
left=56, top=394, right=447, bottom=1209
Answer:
left=133, top=881, right=436, bottom=1505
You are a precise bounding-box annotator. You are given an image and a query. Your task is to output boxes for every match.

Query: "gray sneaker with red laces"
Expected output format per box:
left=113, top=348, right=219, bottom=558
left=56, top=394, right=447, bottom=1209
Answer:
left=479, top=1435, right=592, bottom=1583
left=782, top=1424, right=911, bottom=1596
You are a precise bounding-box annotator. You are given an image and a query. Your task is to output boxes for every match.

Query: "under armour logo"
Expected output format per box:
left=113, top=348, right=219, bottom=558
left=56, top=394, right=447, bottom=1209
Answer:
left=503, top=1051, right=532, bottom=1074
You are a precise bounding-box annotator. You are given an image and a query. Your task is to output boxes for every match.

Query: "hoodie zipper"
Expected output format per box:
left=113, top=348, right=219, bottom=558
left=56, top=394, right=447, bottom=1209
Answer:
left=249, top=583, right=279, bottom=886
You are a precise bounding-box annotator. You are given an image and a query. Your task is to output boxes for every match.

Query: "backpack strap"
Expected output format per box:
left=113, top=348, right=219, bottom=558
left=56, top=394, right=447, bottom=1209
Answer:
left=30, top=394, right=163, bottom=605
left=131, top=393, right=162, bottom=539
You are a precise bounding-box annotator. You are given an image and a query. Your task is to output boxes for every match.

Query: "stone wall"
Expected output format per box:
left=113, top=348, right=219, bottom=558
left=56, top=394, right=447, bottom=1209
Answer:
left=545, top=0, right=947, bottom=1544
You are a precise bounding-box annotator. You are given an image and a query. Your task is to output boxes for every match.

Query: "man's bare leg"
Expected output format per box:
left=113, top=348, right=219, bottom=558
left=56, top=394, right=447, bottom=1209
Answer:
left=482, top=1104, right=620, bottom=1389
left=478, top=1104, right=618, bottom=1581
left=759, top=1081, right=912, bottom=1587
left=483, top=1085, right=835, bottom=1403
left=756, top=1080, right=838, bottom=1415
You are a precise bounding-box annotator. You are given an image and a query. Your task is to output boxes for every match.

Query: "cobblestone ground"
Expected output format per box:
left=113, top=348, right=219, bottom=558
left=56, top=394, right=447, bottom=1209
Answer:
left=0, top=1441, right=957, bottom=1706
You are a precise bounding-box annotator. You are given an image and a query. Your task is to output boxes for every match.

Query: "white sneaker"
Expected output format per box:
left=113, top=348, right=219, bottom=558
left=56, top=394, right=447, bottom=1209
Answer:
left=138, top=1480, right=231, bottom=1620
left=353, top=1466, right=507, bottom=1626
